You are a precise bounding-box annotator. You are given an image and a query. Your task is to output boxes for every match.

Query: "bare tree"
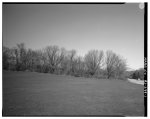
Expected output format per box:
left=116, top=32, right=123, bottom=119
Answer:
left=114, top=55, right=127, bottom=79
left=105, top=50, right=127, bottom=79
left=3, top=47, right=10, bottom=70
left=105, top=50, right=117, bottom=79
left=56, top=47, right=67, bottom=74
left=74, top=56, right=86, bottom=76
left=11, top=47, right=20, bottom=70
left=12, top=43, right=27, bottom=71
left=84, top=50, right=104, bottom=76
left=32, top=50, right=43, bottom=72
left=44, top=45, right=66, bottom=73
left=67, top=49, right=77, bottom=75
left=25, top=49, right=33, bottom=71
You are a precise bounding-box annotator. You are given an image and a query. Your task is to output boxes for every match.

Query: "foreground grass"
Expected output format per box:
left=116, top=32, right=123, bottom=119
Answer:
left=3, top=71, right=144, bottom=116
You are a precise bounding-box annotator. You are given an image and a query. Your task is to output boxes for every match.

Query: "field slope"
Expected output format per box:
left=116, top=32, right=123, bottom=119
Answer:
left=3, top=71, right=144, bottom=116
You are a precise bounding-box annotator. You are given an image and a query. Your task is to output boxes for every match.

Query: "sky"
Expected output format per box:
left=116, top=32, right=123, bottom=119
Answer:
left=3, top=3, right=144, bottom=70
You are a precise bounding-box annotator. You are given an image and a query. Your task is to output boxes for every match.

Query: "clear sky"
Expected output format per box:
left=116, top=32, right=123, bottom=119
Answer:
left=3, top=3, right=144, bottom=70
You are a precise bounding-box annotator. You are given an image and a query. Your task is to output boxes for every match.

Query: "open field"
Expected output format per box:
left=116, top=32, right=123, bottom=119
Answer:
left=3, top=71, right=144, bottom=116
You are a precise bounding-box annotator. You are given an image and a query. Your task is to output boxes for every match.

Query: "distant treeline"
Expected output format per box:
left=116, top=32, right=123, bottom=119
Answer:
left=3, top=43, right=129, bottom=79
left=127, top=68, right=144, bottom=80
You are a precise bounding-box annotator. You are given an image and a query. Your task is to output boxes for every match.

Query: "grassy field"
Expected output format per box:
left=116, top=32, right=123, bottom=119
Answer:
left=3, top=71, right=144, bottom=116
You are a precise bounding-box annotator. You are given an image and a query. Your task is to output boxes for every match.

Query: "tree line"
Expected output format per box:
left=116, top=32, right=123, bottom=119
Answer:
left=3, top=43, right=127, bottom=79
left=127, top=68, right=144, bottom=80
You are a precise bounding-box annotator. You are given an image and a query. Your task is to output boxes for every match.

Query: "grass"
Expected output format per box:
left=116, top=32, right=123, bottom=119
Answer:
left=3, top=71, right=144, bottom=116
